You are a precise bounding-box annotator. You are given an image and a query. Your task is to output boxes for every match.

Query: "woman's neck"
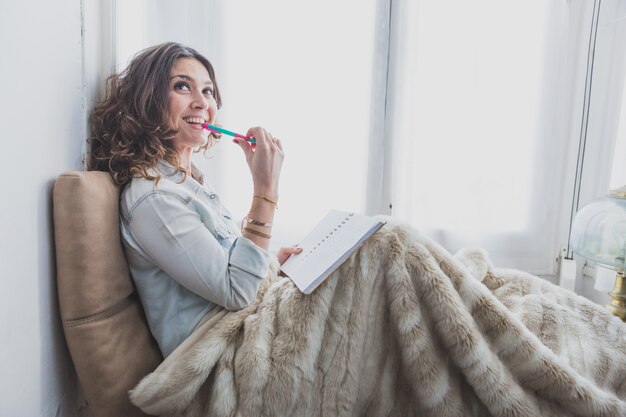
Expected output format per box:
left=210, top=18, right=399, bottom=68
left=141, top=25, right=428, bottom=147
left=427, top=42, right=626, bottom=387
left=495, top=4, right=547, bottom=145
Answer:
left=177, top=148, right=193, bottom=171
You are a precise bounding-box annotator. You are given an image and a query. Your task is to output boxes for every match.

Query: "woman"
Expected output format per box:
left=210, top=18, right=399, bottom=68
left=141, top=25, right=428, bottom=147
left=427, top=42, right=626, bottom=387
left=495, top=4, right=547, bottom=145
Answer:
left=89, top=43, right=626, bottom=417
left=89, top=42, right=301, bottom=357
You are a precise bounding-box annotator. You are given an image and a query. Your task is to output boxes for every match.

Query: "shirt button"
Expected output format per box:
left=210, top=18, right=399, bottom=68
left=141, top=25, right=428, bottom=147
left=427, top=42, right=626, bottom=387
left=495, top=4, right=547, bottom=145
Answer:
left=209, top=193, right=216, bottom=199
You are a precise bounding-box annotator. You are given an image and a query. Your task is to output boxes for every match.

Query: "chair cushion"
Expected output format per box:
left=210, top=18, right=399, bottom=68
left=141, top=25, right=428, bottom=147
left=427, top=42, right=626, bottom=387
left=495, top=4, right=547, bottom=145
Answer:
left=53, top=171, right=162, bottom=417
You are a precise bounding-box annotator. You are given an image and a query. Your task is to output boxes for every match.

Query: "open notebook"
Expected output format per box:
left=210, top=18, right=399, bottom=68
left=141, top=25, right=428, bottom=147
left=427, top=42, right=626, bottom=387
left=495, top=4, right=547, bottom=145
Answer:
left=280, top=210, right=386, bottom=294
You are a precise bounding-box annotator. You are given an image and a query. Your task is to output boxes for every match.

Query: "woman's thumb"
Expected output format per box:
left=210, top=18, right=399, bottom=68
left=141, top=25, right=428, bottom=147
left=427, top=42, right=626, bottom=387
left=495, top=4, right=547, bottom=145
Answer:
left=234, top=138, right=251, bottom=157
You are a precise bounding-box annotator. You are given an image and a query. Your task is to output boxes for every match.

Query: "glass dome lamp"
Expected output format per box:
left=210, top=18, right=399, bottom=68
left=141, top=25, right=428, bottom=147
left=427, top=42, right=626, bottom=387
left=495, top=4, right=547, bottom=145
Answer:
left=570, top=185, right=626, bottom=321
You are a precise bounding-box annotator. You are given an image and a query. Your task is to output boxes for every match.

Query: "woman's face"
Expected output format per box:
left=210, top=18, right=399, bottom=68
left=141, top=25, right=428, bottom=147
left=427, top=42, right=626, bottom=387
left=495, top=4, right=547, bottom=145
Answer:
left=166, top=57, right=218, bottom=152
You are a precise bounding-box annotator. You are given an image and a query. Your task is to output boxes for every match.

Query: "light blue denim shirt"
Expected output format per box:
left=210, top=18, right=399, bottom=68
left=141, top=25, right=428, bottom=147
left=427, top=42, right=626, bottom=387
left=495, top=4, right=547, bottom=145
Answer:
left=119, top=160, right=270, bottom=357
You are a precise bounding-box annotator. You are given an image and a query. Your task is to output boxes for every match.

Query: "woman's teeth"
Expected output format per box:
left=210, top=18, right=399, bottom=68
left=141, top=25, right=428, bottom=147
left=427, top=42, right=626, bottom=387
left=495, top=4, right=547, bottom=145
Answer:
left=183, top=117, right=206, bottom=125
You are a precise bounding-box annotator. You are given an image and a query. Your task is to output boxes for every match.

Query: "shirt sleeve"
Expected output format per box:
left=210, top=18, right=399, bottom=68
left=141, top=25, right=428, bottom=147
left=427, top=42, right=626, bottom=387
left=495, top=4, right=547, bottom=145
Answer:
left=126, top=192, right=270, bottom=310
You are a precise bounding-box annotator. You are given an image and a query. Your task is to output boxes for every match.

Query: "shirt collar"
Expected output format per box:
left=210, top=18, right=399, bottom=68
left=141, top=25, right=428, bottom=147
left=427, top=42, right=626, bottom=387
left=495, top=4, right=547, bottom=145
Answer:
left=155, top=159, right=205, bottom=186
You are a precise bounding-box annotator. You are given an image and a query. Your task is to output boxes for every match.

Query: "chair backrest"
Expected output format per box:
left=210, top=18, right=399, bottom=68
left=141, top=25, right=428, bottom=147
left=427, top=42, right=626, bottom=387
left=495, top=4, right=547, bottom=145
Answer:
left=53, top=171, right=163, bottom=417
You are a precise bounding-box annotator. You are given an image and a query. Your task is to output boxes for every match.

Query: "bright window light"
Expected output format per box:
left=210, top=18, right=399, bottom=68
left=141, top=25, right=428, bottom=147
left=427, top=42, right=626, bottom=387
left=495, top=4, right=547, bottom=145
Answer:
left=115, top=0, right=146, bottom=71
left=210, top=0, right=377, bottom=251
left=115, top=0, right=377, bottom=252
left=610, top=70, right=626, bottom=189
left=391, top=0, right=548, bottom=235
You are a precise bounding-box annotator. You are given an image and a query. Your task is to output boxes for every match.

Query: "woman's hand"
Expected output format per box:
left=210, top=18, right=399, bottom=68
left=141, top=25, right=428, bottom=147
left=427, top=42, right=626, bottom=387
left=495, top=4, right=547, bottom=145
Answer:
left=233, top=126, right=284, bottom=199
left=277, top=246, right=303, bottom=265
left=236, top=126, right=283, bottom=251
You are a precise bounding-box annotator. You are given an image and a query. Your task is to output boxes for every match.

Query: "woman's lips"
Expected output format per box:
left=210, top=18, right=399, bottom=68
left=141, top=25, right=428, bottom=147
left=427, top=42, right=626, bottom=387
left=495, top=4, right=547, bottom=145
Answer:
left=182, top=122, right=205, bottom=131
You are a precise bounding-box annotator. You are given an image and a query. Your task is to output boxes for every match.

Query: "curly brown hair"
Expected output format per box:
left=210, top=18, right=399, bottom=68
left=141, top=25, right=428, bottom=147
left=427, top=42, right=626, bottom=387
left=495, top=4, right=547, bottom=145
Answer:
left=88, top=42, right=222, bottom=185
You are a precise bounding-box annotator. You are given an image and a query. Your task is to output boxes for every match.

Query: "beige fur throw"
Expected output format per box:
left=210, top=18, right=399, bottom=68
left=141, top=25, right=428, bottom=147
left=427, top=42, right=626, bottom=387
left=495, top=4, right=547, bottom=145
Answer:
left=130, top=220, right=626, bottom=417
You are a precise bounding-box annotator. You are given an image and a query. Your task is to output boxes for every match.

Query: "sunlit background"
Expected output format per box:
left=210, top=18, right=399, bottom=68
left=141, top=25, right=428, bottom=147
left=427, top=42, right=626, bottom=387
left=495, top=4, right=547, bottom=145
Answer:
left=115, top=0, right=626, bottom=275
left=118, top=0, right=376, bottom=251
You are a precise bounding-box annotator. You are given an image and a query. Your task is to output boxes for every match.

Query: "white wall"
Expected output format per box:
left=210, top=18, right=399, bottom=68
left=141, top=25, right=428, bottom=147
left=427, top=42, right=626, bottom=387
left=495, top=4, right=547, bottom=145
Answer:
left=0, top=0, right=88, bottom=415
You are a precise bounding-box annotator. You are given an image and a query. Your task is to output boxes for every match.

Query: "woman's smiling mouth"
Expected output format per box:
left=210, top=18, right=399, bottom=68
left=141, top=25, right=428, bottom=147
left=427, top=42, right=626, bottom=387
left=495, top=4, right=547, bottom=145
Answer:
left=183, top=117, right=207, bottom=125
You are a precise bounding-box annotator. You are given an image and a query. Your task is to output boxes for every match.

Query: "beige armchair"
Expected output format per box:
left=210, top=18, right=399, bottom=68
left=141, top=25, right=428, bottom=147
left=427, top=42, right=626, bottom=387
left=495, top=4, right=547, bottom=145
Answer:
left=53, top=171, right=163, bottom=417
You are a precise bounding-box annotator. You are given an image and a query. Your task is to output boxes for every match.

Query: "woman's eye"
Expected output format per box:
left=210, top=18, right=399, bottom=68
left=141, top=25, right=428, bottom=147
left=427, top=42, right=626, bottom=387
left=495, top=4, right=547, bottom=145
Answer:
left=203, top=88, right=214, bottom=97
left=174, top=82, right=190, bottom=91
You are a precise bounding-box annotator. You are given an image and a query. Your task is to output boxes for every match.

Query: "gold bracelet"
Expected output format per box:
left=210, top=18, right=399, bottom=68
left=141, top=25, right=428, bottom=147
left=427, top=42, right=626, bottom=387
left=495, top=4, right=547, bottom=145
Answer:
left=245, top=215, right=273, bottom=227
left=253, top=195, right=278, bottom=209
left=242, top=227, right=272, bottom=239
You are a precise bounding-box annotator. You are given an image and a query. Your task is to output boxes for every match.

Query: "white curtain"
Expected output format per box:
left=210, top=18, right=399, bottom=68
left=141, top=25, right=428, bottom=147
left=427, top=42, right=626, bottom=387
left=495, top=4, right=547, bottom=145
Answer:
left=114, top=0, right=626, bottom=274
left=612, top=76, right=626, bottom=189
left=598, top=0, right=626, bottom=191
left=117, top=0, right=378, bottom=252
left=203, top=0, right=378, bottom=252
left=382, top=0, right=607, bottom=275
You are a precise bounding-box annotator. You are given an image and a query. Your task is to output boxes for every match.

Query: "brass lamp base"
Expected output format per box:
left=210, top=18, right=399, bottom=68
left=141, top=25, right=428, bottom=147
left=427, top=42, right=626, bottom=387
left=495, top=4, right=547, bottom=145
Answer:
left=606, top=271, right=626, bottom=321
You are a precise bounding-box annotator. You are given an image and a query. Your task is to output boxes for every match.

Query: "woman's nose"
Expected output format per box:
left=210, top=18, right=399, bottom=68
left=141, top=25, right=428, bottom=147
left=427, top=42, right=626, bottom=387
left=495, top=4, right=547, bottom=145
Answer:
left=191, top=92, right=212, bottom=109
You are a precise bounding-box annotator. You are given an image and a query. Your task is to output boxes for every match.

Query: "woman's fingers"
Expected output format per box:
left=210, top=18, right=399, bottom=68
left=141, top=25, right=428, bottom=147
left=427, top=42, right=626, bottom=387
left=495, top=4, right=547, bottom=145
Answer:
left=246, top=126, right=273, bottom=147
left=243, top=127, right=281, bottom=152
left=240, top=126, right=284, bottom=197
left=277, top=246, right=303, bottom=264
left=273, top=137, right=283, bottom=152
left=233, top=138, right=253, bottom=162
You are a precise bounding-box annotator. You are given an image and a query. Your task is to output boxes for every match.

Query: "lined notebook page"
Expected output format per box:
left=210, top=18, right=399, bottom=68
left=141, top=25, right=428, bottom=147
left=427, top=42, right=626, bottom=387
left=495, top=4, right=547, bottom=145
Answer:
left=280, top=210, right=385, bottom=294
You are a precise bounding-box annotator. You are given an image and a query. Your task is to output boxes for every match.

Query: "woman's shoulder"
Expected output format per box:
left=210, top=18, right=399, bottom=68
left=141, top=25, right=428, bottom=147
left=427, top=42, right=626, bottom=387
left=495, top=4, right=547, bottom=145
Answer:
left=120, top=173, right=191, bottom=213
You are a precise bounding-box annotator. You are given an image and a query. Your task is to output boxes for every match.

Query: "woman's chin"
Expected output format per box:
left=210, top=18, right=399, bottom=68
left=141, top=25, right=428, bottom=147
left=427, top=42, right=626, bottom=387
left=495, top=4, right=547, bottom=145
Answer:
left=174, top=133, right=209, bottom=150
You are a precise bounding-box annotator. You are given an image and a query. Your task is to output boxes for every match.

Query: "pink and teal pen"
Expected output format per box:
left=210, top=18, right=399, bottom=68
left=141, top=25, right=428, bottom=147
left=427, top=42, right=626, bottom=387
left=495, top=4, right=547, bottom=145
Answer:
left=203, top=123, right=256, bottom=144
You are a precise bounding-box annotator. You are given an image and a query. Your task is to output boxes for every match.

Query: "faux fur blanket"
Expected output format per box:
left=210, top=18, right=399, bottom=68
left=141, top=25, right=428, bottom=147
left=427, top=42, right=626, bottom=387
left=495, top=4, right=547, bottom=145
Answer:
left=130, top=220, right=626, bottom=417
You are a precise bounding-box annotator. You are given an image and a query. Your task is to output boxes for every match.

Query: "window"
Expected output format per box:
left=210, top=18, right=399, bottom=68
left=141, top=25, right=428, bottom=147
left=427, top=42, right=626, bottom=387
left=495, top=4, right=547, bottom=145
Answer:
left=383, top=0, right=626, bottom=275
left=116, top=0, right=377, bottom=252
left=113, top=0, right=626, bottom=277
left=611, top=78, right=626, bottom=189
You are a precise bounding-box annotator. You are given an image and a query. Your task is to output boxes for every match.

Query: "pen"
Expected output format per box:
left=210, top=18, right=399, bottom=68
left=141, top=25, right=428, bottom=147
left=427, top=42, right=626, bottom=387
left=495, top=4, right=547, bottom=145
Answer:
left=203, top=124, right=256, bottom=144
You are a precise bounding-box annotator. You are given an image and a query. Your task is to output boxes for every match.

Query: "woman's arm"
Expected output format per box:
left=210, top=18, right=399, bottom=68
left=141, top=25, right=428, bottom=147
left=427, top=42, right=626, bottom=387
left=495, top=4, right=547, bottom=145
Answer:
left=234, top=126, right=283, bottom=251
left=126, top=192, right=270, bottom=310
